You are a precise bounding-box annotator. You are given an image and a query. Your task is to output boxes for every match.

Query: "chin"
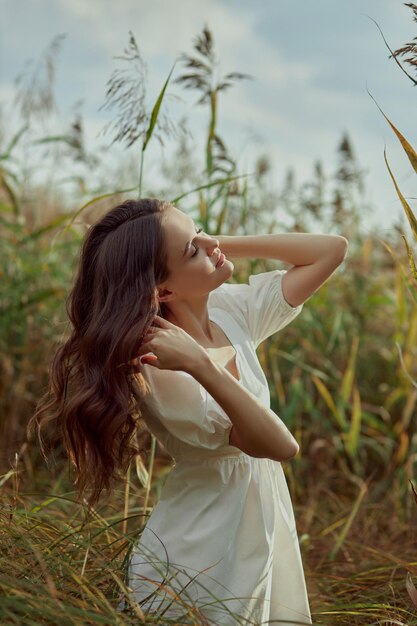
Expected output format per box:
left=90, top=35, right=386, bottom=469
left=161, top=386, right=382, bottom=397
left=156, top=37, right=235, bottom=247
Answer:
left=217, top=258, right=234, bottom=276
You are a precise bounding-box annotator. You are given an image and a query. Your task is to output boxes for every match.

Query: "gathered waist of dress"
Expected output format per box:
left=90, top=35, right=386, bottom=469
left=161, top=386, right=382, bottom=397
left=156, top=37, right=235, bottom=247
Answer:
left=171, top=445, right=249, bottom=465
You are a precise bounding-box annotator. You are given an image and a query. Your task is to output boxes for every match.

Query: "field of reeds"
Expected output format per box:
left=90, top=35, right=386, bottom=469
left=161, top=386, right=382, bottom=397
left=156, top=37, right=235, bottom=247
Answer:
left=1, top=17, right=417, bottom=626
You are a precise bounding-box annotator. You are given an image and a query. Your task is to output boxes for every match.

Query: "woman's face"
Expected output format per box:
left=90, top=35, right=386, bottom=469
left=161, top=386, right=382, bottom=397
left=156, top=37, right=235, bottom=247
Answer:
left=158, top=205, right=233, bottom=302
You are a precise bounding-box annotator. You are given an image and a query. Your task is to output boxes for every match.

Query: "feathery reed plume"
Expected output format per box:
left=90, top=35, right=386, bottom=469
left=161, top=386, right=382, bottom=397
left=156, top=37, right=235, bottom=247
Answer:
left=14, top=34, right=66, bottom=122
left=174, top=24, right=253, bottom=179
left=390, top=2, right=417, bottom=85
left=99, top=31, right=180, bottom=195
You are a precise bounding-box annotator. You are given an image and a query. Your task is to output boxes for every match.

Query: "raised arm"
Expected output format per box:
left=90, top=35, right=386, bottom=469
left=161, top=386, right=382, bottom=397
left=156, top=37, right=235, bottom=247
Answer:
left=186, top=353, right=299, bottom=462
left=217, top=231, right=349, bottom=307
left=137, top=315, right=299, bottom=461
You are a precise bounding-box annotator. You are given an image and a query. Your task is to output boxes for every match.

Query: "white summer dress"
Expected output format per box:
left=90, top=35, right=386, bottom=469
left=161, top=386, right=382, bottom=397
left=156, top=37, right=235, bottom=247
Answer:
left=127, top=269, right=312, bottom=625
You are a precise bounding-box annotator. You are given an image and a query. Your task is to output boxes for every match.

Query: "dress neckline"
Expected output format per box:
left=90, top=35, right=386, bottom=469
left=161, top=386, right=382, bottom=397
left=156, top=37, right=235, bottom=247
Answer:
left=208, top=309, right=243, bottom=385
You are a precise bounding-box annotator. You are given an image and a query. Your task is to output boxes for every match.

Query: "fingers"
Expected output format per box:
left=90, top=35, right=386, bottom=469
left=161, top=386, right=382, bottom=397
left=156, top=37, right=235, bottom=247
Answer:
left=143, top=323, right=160, bottom=340
left=139, top=353, right=158, bottom=366
left=139, top=332, right=154, bottom=350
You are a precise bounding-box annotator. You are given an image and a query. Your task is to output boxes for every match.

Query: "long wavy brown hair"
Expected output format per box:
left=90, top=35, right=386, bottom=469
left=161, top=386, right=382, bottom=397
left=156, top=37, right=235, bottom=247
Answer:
left=28, top=198, right=173, bottom=507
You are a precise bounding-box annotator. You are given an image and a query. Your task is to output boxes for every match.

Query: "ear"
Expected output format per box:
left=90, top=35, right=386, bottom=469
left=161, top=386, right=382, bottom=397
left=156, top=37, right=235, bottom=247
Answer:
left=158, top=288, right=174, bottom=303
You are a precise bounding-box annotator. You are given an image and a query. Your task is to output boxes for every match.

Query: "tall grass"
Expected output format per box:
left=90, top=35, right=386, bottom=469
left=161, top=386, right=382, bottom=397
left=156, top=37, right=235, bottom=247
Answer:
left=1, top=20, right=417, bottom=625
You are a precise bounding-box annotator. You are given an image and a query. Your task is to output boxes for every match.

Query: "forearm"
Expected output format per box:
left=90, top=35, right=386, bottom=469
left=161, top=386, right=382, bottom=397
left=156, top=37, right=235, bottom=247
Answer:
left=187, top=354, right=299, bottom=461
left=217, top=232, right=348, bottom=265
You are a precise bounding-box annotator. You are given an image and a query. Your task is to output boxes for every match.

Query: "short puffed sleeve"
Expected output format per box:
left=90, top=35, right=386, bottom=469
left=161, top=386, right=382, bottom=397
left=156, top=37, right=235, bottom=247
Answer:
left=140, top=366, right=233, bottom=450
left=208, top=269, right=304, bottom=349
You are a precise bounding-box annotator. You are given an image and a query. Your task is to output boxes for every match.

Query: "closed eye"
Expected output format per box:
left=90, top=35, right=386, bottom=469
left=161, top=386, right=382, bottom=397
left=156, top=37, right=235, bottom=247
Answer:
left=191, top=227, right=203, bottom=256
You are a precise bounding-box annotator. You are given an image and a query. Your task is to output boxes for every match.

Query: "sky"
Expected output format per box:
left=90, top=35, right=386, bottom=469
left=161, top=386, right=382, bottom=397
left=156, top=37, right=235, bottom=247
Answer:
left=1, top=0, right=416, bottom=237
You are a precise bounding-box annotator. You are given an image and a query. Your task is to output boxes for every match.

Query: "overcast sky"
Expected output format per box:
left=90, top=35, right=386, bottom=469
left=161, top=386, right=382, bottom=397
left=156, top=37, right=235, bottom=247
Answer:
left=1, top=0, right=416, bottom=236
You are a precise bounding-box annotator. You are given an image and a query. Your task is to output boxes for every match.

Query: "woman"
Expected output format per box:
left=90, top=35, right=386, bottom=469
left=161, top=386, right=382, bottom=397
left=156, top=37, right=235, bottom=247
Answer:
left=30, top=197, right=348, bottom=625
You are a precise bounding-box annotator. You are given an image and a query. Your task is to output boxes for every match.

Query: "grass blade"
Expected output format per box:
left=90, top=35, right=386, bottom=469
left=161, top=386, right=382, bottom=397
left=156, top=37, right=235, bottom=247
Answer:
left=345, top=385, right=362, bottom=460
left=384, top=147, right=417, bottom=245
left=329, top=480, right=367, bottom=561
left=53, top=187, right=137, bottom=243
left=368, top=91, right=417, bottom=174
left=171, top=173, right=251, bottom=204
left=142, top=61, right=176, bottom=153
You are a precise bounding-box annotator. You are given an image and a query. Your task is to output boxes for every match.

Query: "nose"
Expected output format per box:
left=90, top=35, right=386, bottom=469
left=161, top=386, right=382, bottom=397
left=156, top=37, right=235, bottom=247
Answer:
left=197, top=233, right=219, bottom=255
left=208, top=237, right=220, bottom=256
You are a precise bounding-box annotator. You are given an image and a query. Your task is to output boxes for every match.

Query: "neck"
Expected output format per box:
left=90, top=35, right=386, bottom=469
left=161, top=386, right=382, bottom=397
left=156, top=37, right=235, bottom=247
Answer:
left=163, top=306, right=217, bottom=346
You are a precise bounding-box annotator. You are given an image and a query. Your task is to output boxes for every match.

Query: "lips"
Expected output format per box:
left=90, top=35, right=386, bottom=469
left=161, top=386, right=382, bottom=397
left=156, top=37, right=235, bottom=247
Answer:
left=216, top=252, right=225, bottom=268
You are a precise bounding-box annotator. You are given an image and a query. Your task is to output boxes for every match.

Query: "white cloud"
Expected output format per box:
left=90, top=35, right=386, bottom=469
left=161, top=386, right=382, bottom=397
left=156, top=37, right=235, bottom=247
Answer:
left=1, top=0, right=415, bottom=231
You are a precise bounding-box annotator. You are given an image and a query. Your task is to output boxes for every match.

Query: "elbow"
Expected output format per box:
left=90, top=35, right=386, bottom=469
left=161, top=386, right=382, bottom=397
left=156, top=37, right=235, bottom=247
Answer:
left=247, top=440, right=300, bottom=463
left=282, top=446, right=300, bottom=461
left=229, top=426, right=300, bottom=462
left=323, top=237, right=348, bottom=272
left=279, top=442, right=300, bottom=461
left=333, top=236, right=349, bottom=262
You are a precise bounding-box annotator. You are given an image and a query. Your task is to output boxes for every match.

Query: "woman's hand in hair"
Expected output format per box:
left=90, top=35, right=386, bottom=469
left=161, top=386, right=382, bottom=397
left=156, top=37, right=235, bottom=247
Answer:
left=137, top=315, right=209, bottom=374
